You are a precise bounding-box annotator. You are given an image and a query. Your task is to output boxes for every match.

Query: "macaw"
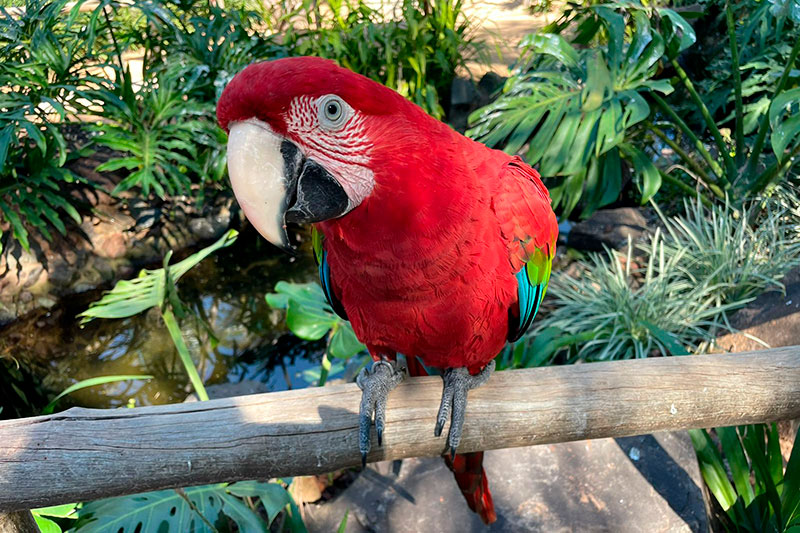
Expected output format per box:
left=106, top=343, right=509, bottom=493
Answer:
left=217, top=56, right=558, bottom=524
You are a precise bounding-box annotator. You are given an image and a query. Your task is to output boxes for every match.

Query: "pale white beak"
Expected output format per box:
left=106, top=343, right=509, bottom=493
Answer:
left=226, top=119, right=297, bottom=250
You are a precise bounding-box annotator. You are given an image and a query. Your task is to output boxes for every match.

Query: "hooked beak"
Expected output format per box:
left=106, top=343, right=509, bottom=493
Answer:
left=226, top=119, right=350, bottom=252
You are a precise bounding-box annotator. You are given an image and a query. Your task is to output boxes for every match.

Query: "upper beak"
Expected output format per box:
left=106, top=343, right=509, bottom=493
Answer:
left=226, top=119, right=350, bottom=252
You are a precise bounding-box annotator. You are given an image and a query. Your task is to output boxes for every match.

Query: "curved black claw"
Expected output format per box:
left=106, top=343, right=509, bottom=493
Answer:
left=356, top=360, right=404, bottom=467
left=435, top=360, right=495, bottom=456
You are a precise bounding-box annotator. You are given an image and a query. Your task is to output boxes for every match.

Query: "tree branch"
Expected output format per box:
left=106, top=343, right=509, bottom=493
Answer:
left=2, top=347, right=800, bottom=512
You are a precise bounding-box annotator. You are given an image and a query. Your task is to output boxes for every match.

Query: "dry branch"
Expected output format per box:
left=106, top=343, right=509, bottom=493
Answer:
left=2, top=347, right=800, bottom=511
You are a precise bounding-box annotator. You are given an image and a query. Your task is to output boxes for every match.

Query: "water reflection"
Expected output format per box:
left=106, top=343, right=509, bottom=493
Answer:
left=0, top=227, right=322, bottom=412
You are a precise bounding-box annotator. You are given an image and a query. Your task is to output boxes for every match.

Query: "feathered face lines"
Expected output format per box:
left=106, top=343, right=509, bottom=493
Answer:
left=284, top=95, right=375, bottom=206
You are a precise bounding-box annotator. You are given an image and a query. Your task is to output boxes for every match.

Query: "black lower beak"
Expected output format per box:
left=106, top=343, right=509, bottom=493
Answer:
left=285, top=159, right=350, bottom=224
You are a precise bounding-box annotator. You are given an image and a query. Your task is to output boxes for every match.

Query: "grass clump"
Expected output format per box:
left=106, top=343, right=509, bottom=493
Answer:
left=532, top=195, right=800, bottom=363
left=650, top=198, right=800, bottom=317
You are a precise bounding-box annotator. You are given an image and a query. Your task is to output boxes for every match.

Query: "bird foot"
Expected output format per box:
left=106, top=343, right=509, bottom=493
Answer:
left=434, top=360, right=495, bottom=457
left=356, top=359, right=405, bottom=467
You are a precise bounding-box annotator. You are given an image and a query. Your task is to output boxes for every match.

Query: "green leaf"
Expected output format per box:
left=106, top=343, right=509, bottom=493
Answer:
left=0, top=124, right=13, bottom=171
left=286, top=299, right=336, bottom=340
left=622, top=145, right=661, bottom=203
left=73, top=484, right=266, bottom=533
left=769, top=88, right=800, bottom=157
left=34, top=504, right=78, bottom=518
left=783, top=424, right=800, bottom=524
left=690, top=428, right=738, bottom=510
left=741, top=425, right=784, bottom=525
left=0, top=199, right=31, bottom=251
left=716, top=426, right=755, bottom=506
left=642, top=320, right=689, bottom=355
left=32, top=515, right=61, bottom=533
left=43, top=375, right=153, bottom=415
left=518, top=33, right=579, bottom=69
left=329, top=323, right=366, bottom=359
left=658, top=8, right=696, bottom=59
left=162, top=307, right=208, bottom=402
left=80, top=230, right=237, bottom=323
left=227, top=481, right=293, bottom=525
left=337, top=510, right=349, bottom=533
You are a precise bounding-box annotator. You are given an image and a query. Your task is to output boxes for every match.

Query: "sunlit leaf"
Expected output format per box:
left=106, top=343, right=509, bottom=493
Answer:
left=43, top=375, right=153, bottom=415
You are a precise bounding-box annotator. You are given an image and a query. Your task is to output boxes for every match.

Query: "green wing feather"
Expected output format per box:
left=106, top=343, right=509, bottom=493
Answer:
left=508, top=243, right=553, bottom=342
left=311, top=227, right=347, bottom=320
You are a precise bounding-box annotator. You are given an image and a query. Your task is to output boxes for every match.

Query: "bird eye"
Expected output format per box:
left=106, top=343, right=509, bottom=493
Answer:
left=318, top=95, right=350, bottom=130
left=325, top=101, right=341, bottom=120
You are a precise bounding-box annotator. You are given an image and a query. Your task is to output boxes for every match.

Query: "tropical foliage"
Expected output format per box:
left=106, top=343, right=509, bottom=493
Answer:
left=266, top=281, right=368, bottom=385
left=79, top=230, right=239, bottom=401
left=525, top=195, right=800, bottom=363
left=0, top=0, right=483, bottom=252
left=691, top=423, right=800, bottom=532
left=285, top=0, right=485, bottom=119
left=469, top=0, right=800, bottom=217
left=0, top=0, right=98, bottom=251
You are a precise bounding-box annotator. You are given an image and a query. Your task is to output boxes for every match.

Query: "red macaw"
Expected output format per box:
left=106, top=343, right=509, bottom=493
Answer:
left=217, top=57, right=558, bottom=524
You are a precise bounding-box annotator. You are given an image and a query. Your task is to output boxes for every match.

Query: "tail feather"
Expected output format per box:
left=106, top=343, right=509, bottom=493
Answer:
left=405, top=355, right=497, bottom=525
left=444, top=452, right=497, bottom=525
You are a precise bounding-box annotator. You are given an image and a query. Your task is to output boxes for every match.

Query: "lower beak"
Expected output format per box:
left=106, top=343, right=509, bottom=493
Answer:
left=226, top=120, right=350, bottom=251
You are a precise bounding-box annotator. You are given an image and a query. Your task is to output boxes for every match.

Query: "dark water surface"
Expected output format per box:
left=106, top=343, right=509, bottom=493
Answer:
left=1, top=227, right=323, bottom=411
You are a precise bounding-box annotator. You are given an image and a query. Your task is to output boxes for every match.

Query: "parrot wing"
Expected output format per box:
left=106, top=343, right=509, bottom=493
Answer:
left=494, top=157, right=558, bottom=342
left=312, top=227, right=348, bottom=320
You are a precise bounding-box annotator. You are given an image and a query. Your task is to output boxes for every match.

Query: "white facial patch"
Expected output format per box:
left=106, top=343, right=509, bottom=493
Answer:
left=285, top=96, right=375, bottom=210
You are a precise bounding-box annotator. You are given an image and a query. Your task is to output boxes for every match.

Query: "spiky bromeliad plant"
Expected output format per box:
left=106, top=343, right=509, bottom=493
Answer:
left=534, top=230, right=746, bottom=362
left=649, top=196, right=800, bottom=321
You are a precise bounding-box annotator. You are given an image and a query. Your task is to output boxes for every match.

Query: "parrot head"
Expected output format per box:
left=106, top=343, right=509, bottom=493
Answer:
left=217, top=56, right=446, bottom=251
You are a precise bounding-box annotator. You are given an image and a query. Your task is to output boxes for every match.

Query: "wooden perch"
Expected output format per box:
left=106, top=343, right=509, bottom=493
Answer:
left=2, top=346, right=800, bottom=512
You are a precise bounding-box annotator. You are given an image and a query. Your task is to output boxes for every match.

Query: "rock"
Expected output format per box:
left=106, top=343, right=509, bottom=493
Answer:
left=477, top=72, right=506, bottom=101
left=47, top=259, right=75, bottom=288
left=714, top=267, right=800, bottom=353
left=568, top=208, right=650, bottom=252
left=447, top=72, right=507, bottom=134
left=188, top=207, right=231, bottom=241
left=451, top=77, right=479, bottom=107
left=305, top=432, right=708, bottom=532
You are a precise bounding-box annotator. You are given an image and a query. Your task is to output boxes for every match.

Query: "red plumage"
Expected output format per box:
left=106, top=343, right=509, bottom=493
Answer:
left=218, top=57, right=559, bottom=524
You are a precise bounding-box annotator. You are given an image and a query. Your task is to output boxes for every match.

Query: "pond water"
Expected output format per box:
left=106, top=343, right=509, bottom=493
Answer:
left=0, top=226, right=324, bottom=413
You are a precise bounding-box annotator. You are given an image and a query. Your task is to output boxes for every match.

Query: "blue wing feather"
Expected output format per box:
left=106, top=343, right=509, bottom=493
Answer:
left=316, top=241, right=348, bottom=321
left=508, top=251, right=551, bottom=343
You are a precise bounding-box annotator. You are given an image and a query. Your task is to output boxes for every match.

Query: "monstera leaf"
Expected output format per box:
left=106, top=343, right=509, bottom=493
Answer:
left=72, top=482, right=295, bottom=533
left=468, top=6, right=691, bottom=216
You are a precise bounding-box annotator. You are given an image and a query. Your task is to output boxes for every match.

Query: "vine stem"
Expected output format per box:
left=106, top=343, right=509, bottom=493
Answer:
left=670, top=59, right=735, bottom=186
left=659, top=171, right=714, bottom=209
left=651, top=93, right=724, bottom=179
left=725, top=2, right=745, bottom=167
left=647, top=121, right=722, bottom=198
left=749, top=142, right=800, bottom=194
